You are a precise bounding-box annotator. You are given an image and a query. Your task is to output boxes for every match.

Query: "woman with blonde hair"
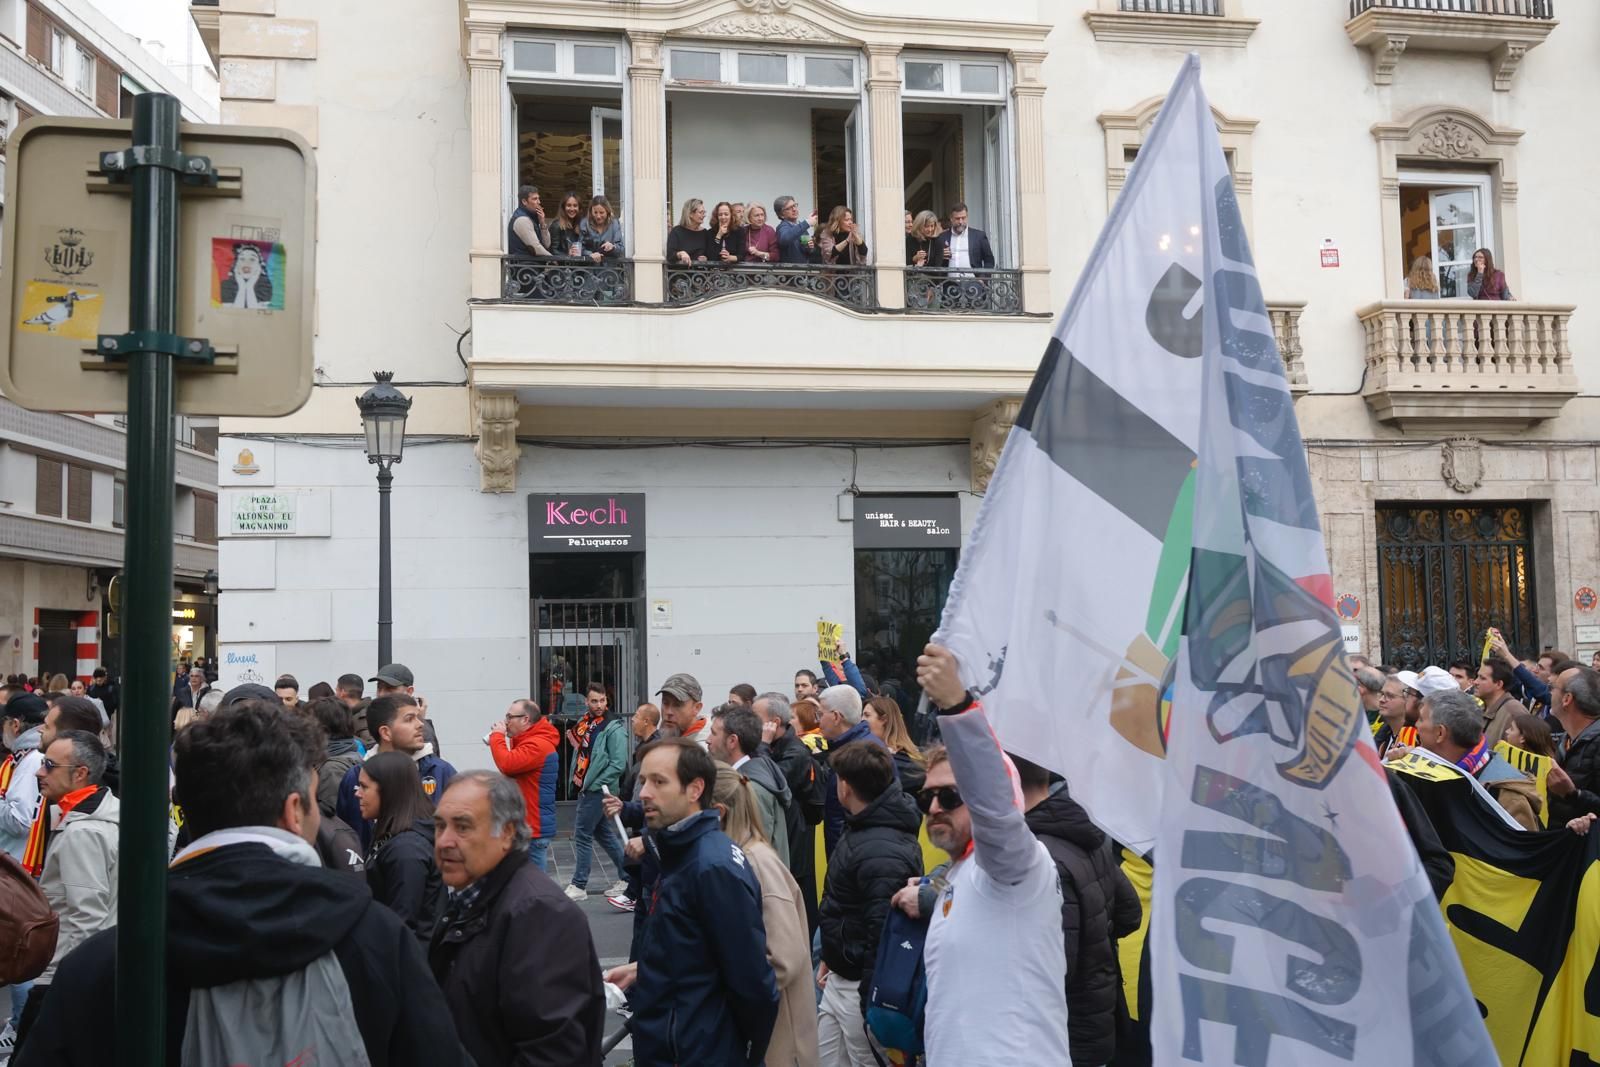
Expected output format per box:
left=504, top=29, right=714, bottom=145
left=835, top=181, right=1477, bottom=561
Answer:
left=1403, top=255, right=1440, bottom=300
left=792, top=697, right=827, bottom=754
left=47, top=672, right=70, bottom=694
left=667, top=198, right=710, bottom=265
left=712, top=763, right=819, bottom=1066
left=864, top=695, right=926, bottom=794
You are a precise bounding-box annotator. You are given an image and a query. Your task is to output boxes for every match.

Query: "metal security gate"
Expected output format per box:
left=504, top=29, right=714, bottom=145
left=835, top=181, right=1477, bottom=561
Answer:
left=531, top=598, right=644, bottom=801
left=1376, top=504, right=1537, bottom=671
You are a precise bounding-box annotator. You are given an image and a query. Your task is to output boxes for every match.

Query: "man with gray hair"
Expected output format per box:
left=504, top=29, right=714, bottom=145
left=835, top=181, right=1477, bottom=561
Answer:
left=1354, top=665, right=1386, bottom=730
left=754, top=690, right=826, bottom=929
left=430, top=770, right=604, bottom=1067
left=1415, top=688, right=1541, bottom=830
left=817, top=684, right=891, bottom=856
left=1546, top=664, right=1600, bottom=825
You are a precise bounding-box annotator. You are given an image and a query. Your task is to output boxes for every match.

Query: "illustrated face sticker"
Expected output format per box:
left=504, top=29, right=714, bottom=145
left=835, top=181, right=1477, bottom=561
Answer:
left=211, top=237, right=286, bottom=311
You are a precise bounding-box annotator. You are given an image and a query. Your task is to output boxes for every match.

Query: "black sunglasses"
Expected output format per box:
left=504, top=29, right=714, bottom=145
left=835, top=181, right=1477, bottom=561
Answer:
left=916, top=786, right=964, bottom=815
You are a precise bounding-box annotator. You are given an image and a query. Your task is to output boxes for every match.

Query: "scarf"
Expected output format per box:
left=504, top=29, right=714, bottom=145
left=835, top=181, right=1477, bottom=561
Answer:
left=1455, top=735, right=1492, bottom=776
left=569, top=713, right=605, bottom=790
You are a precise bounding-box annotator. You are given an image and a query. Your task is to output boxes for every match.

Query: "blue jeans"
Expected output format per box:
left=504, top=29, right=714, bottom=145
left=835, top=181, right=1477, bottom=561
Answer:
left=570, top=789, right=626, bottom=889
left=9, top=978, right=30, bottom=1028
left=527, top=835, right=551, bottom=873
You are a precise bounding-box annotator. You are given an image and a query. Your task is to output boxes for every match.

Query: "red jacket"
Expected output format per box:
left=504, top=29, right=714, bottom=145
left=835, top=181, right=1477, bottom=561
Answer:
left=489, top=718, right=559, bottom=838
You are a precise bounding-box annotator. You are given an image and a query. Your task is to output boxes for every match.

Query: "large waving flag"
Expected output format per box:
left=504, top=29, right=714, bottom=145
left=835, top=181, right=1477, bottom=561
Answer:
left=1144, top=59, right=1495, bottom=1065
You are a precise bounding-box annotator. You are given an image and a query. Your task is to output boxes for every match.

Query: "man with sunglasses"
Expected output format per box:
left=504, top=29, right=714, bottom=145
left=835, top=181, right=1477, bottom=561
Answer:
left=901, top=643, right=1069, bottom=1066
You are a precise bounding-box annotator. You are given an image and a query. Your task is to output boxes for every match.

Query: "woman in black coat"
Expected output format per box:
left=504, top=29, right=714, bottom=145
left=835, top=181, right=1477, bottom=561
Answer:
left=667, top=198, right=712, bottom=265
left=358, top=751, right=446, bottom=943
left=706, top=201, right=747, bottom=266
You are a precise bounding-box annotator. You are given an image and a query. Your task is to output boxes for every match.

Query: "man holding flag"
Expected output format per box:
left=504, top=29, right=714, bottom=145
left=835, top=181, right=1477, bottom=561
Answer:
left=931, top=54, right=1497, bottom=1065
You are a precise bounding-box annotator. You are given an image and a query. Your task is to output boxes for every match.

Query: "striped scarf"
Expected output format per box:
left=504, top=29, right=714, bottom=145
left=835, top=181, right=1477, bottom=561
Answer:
left=1456, top=735, right=1493, bottom=776
left=0, top=752, right=47, bottom=876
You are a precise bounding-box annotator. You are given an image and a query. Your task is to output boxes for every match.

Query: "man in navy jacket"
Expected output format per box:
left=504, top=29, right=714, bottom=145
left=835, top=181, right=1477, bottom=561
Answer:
left=935, top=203, right=996, bottom=270
left=609, top=738, right=778, bottom=1066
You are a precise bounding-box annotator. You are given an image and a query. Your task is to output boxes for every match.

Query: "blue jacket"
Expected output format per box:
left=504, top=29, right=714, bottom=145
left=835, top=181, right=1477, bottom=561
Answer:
left=823, top=718, right=893, bottom=856
left=631, top=810, right=779, bottom=1066
left=337, top=749, right=457, bottom=851
left=821, top=656, right=869, bottom=699
left=775, top=218, right=812, bottom=264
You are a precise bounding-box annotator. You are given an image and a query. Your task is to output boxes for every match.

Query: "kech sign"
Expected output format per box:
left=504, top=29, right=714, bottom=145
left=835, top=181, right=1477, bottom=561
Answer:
left=852, top=495, right=961, bottom=550
left=529, top=493, right=646, bottom=553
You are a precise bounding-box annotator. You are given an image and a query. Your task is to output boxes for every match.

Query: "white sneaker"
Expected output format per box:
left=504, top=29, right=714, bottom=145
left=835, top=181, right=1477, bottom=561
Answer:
left=604, top=879, right=630, bottom=897
left=606, top=893, right=635, bottom=913
left=564, top=883, right=588, bottom=902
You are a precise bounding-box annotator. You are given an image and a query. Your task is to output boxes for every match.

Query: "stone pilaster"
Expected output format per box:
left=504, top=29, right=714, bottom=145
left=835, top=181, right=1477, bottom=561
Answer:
left=1010, top=50, right=1050, bottom=315
left=473, top=390, right=520, bottom=493
left=466, top=21, right=506, bottom=300
left=971, top=398, right=1022, bottom=493
left=628, top=31, right=666, bottom=303
left=865, top=44, right=905, bottom=310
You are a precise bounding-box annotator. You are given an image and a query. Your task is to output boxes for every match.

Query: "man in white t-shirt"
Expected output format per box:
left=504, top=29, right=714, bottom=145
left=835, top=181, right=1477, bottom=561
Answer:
left=892, top=643, right=1068, bottom=1065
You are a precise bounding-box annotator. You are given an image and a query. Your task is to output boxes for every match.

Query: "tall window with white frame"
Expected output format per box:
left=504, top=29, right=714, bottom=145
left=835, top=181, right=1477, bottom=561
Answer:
left=1397, top=171, right=1496, bottom=298
left=503, top=34, right=630, bottom=305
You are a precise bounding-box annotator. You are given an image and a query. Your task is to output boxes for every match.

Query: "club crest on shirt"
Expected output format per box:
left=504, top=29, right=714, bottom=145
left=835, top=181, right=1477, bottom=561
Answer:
left=422, top=776, right=437, bottom=796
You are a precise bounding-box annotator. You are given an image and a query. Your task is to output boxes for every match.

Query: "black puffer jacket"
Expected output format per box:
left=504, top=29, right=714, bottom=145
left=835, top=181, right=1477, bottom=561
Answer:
left=1026, top=784, right=1141, bottom=1067
left=367, top=818, right=445, bottom=944
left=818, top=779, right=924, bottom=1000
left=1552, top=718, right=1600, bottom=826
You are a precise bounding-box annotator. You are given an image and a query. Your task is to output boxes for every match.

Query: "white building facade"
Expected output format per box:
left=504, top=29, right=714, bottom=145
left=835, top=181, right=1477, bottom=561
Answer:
left=199, top=0, right=1598, bottom=774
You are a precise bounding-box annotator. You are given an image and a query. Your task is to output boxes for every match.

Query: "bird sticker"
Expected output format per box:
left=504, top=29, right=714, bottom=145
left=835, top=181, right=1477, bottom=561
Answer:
left=18, top=283, right=102, bottom=340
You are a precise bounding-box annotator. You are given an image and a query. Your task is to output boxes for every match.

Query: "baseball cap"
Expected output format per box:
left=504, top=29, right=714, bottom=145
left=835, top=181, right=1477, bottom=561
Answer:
left=220, top=683, right=279, bottom=708
left=370, top=663, right=414, bottom=688
left=2, top=692, right=48, bottom=725
left=657, top=672, right=703, bottom=703
left=1415, top=666, right=1458, bottom=697
left=1395, top=670, right=1423, bottom=694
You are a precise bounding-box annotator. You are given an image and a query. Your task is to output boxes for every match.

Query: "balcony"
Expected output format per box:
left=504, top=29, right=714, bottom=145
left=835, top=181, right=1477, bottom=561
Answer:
left=905, top=270, right=1024, bottom=315
left=0, top=509, right=216, bottom=577
left=1357, top=301, right=1577, bottom=430
left=1267, top=300, right=1309, bottom=395
left=1346, top=0, right=1556, bottom=90
left=189, top=0, right=220, bottom=67
left=1084, top=0, right=1259, bottom=47
left=502, top=257, right=633, bottom=305
left=666, top=263, right=876, bottom=311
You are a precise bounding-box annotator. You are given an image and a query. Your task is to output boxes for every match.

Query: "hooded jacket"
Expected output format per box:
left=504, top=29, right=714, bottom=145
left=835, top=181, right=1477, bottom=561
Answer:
left=367, top=817, right=445, bottom=943
left=428, top=849, right=605, bottom=1067
left=822, top=719, right=892, bottom=856
left=490, top=717, right=560, bottom=838
left=317, top=736, right=363, bottom=818
left=38, top=787, right=120, bottom=984
left=632, top=809, right=779, bottom=1066
left=337, top=743, right=457, bottom=850
left=1024, top=783, right=1142, bottom=1067
left=739, top=753, right=794, bottom=867
left=15, top=837, right=470, bottom=1066
left=0, top=725, right=43, bottom=860
left=818, top=779, right=923, bottom=997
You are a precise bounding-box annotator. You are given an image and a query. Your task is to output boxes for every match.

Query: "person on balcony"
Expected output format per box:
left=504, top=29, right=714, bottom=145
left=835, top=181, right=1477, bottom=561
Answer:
left=906, top=210, right=944, bottom=309
left=507, top=185, right=552, bottom=258
left=730, top=202, right=746, bottom=230
left=818, top=206, right=870, bottom=267
left=744, top=203, right=778, bottom=265
left=549, top=192, right=586, bottom=259
left=668, top=199, right=712, bottom=266
left=774, top=196, right=818, bottom=264
left=707, top=202, right=748, bottom=266
left=1403, top=255, right=1440, bottom=300
left=1467, top=248, right=1513, bottom=300
left=578, top=195, right=624, bottom=262
left=937, top=203, right=995, bottom=275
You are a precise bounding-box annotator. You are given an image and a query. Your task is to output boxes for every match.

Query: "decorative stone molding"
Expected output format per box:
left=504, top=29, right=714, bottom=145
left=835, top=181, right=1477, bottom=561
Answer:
left=1441, top=438, right=1484, bottom=494
left=1344, top=7, right=1555, bottom=91
left=466, top=19, right=507, bottom=300
left=473, top=391, right=521, bottom=493
left=1266, top=301, right=1309, bottom=395
left=1099, top=98, right=1257, bottom=230
left=1083, top=1, right=1258, bottom=49
left=1371, top=107, right=1524, bottom=299
left=970, top=399, right=1022, bottom=493
left=684, top=13, right=846, bottom=43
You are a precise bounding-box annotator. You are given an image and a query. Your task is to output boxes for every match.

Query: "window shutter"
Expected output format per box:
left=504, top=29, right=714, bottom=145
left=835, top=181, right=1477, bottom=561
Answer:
left=25, top=4, right=47, bottom=64
left=95, top=58, right=116, bottom=115
left=192, top=427, right=218, bottom=455
left=66, top=463, right=91, bottom=522
left=35, top=456, right=61, bottom=516
left=195, top=492, right=217, bottom=545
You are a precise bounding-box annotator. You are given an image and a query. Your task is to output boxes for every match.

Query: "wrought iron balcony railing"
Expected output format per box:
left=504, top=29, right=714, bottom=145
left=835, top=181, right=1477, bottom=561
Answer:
left=501, top=257, right=633, bottom=305
left=904, top=269, right=1024, bottom=315
left=1349, top=0, right=1552, bottom=16
left=1120, top=0, right=1224, bottom=13
left=664, top=263, right=876, bottom=310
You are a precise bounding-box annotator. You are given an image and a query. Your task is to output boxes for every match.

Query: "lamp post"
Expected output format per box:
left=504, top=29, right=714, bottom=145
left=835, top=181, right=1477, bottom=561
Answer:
left=356, top=372, right=411, bottom=669
left=202, top=568, right=219, bottom=665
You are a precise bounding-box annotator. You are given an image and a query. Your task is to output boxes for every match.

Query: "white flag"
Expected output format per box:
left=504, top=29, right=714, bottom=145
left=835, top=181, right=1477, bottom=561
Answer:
left=1142, top=58, right=1496, bottom=1065
left=932, top=56, right=1217, bottom=856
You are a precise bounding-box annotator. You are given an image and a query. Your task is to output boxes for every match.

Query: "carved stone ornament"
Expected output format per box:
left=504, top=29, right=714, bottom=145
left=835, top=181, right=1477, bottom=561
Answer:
left=1416, top=118, right=1481, bottom=160
left=970, top=399, right=1022, bottom=494
left=1441, top=438, right=1484, bottom=494
left=738, top=0, right=795, bottom=11
left=474, top=391, right=521, bottom=493
left=685, top=12, right=843, bottom=42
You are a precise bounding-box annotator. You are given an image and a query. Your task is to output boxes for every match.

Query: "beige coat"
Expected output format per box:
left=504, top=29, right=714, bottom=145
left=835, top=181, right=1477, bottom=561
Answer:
left=744, top=839, right=820, bottom=1067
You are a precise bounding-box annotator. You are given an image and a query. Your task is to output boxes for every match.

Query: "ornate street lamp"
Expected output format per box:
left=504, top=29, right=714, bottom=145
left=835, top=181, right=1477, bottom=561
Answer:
left=355, top=372, right=411, bottom=667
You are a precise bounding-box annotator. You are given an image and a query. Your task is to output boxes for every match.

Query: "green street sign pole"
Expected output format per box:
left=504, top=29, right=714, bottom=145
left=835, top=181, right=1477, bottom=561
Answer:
left=116, top=91, right=179, bottom=1067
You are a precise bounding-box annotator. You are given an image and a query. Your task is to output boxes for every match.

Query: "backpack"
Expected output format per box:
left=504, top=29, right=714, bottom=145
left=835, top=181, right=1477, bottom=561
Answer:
left=865, top=884, right=931, bottom=1064
left=0, top=847, right=59, bottom=983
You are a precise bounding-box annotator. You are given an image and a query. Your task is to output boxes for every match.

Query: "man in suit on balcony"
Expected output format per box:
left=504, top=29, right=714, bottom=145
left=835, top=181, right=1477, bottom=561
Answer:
left=936, top=203, right=995, bottom=274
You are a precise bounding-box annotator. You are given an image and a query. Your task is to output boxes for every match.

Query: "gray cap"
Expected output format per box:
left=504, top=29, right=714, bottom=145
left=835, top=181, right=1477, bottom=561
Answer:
left=370, top=663, right=414, bottom=687
left=657, top=672, right=702, bottom=703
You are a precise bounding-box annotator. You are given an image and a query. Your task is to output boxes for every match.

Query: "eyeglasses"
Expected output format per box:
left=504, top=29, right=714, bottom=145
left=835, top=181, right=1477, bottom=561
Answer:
left=40, top=757, right=77, bottom=773
left=915, top=786, right=964, bottom=814
left=505, top=713, right=529, bottom=721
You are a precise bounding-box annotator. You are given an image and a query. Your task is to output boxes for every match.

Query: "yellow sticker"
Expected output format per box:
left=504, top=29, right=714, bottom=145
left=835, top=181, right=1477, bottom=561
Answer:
left=17, top=281, right=101, bottom=340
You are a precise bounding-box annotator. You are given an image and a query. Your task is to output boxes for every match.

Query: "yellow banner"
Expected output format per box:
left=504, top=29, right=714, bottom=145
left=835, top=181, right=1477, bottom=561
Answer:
left=817, top=620, right=843, bottom=662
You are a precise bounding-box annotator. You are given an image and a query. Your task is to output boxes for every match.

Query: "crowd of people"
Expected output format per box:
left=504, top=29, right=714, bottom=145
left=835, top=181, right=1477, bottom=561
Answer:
left=4, top=626, right=1596, bottom=1064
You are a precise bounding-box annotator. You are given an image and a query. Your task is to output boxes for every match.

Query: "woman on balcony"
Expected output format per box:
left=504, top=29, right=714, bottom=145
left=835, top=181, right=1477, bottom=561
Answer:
left=744, top=203, right=778, bottom=265
left=818, top=206, right=870, bottom=267
left=906, top=210, right=945, bottom=309
left=1467, top=249, right=1513, bottom=300
left=549, top=192, right=586, bottom=258
left=707, top=201, right=747, bottom=266
left=578, top=195, right=624, bottom=262
left=1403, top=255, right=1440, bottom=301
left=667, top=199, right=711, bottom=266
